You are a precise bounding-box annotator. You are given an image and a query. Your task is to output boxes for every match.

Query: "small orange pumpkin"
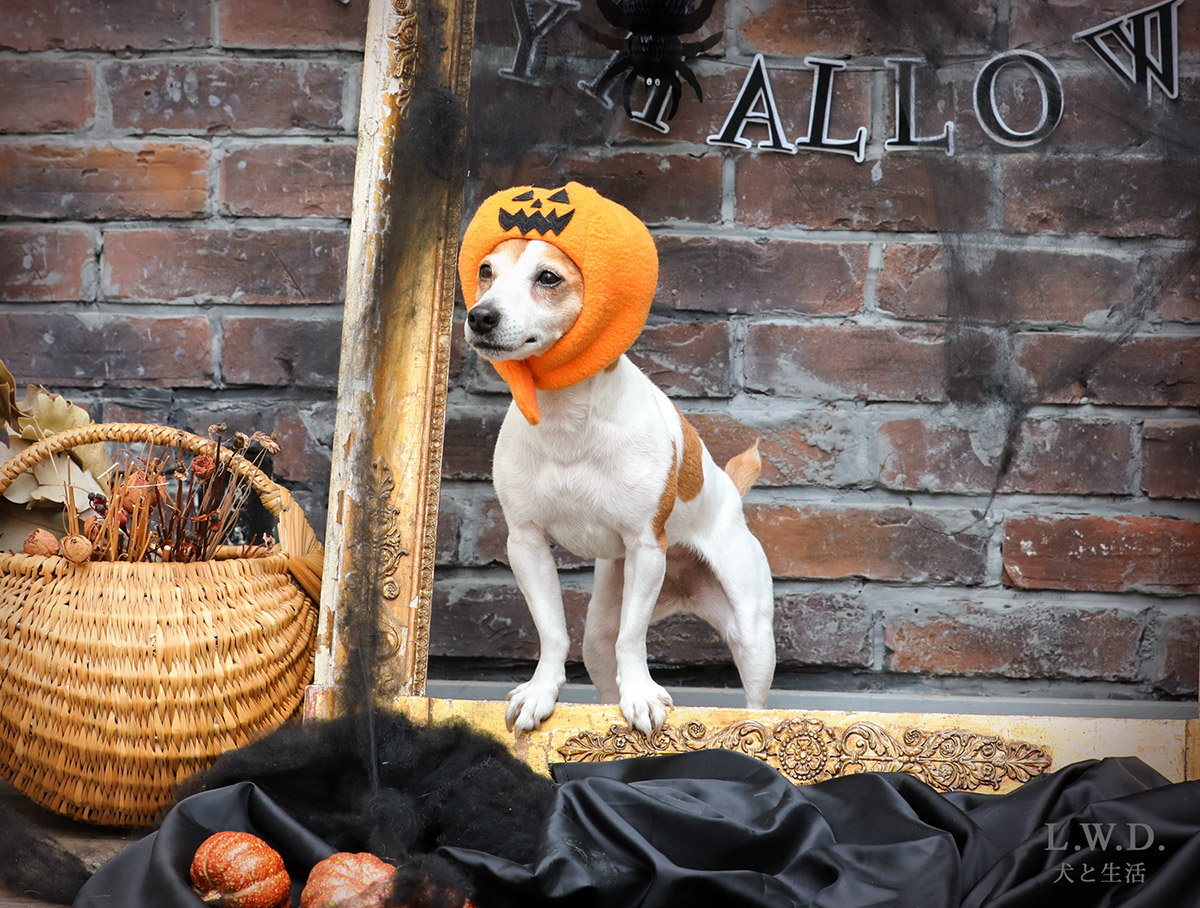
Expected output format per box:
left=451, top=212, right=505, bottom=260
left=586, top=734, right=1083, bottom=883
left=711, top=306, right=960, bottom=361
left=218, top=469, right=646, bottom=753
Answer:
left=299, top=852, right=396, bottom=908
left=190, top=831, right=291, bottom=908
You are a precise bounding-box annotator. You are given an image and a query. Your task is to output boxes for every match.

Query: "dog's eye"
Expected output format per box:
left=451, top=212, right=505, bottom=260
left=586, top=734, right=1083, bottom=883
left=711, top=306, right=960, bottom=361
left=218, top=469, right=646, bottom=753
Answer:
left=536, top=270, right=562, bottom=287
left=478, top=263, right=492, bottom=281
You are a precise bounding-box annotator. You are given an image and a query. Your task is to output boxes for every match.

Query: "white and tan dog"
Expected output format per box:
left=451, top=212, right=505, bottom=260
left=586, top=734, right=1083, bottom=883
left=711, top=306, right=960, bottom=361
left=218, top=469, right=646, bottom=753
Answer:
left=459, top=183, right=775, bottom=736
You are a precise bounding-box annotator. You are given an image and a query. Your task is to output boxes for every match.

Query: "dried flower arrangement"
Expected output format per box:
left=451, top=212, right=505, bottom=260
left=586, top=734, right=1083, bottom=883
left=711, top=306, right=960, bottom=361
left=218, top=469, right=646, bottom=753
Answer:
left=56, top=424, right=281, bottom=564
left=1, top=360, right=281, bottom=564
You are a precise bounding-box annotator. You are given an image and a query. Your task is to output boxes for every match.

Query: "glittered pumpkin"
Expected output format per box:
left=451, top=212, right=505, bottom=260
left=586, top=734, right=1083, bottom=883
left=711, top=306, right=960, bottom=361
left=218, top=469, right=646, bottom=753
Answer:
left=299, top=852, right=396, bottom=908
left=190, top=831, right=291, bottom=908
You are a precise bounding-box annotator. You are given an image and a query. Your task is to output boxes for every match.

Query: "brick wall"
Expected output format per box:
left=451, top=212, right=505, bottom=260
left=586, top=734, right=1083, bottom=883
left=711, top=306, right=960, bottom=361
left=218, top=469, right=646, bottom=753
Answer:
left=436, top=0, right=1200, bottom=701
left=2, top=0, right=1197, bottom=702
left=0, top=0, right=366, bottom=533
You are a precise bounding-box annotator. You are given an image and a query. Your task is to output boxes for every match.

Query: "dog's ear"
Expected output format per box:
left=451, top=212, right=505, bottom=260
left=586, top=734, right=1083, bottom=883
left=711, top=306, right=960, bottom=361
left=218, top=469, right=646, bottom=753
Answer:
left=724, top=439, right=762, bottom=497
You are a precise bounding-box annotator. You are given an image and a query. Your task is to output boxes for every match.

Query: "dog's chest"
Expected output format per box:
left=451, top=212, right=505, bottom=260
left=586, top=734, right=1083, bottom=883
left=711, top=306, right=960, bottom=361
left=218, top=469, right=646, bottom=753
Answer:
left=493, top=396, right=672, bottom=559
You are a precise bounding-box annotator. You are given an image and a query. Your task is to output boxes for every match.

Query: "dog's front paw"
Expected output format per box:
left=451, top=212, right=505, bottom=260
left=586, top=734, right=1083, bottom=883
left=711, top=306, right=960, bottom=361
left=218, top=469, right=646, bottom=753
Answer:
left=505, top=678, right=563, bottom=734
left=619, top=680, right=674, bottom=736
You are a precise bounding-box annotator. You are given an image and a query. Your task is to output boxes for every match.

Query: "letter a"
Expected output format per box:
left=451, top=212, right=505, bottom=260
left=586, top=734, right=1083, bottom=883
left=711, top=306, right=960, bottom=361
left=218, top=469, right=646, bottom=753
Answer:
left=707, top=53, right=796, bottom=152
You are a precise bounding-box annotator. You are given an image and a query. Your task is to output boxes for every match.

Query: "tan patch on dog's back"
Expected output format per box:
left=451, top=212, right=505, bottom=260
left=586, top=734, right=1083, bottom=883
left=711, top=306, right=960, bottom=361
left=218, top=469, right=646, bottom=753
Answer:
left=651, top=413, right=706, bottom=550
left=652, top=443, right=679, bottom=550
left=677, top=411, right=704, bottom=502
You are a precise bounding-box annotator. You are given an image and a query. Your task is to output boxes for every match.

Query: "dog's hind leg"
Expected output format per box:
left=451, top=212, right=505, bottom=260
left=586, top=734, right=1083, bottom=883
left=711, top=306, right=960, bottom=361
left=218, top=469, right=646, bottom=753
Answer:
left=692, top=529, right=776, bottom=709
left=583, top=557, right=623, bottom=703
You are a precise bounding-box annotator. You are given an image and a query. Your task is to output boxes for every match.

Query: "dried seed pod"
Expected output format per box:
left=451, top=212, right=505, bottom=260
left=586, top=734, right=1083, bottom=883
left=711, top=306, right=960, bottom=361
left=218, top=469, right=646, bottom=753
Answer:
left=60, top=534, right=94, bottom=564
left=23, top=528, right=60, bottom=557
left=121, top=470, right=149, bottom=511
left=82, top=515, right=103, bottom=540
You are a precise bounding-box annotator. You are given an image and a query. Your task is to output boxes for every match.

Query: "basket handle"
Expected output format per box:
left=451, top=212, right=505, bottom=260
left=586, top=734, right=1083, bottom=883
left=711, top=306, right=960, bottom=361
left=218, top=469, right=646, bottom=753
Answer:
left=0, top=422, right=323, bottom=601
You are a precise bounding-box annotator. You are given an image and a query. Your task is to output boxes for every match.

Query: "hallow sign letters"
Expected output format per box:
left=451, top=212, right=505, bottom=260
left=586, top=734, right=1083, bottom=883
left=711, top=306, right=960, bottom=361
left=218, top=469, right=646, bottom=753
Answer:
left=500, top=0, right=1185, bottom=151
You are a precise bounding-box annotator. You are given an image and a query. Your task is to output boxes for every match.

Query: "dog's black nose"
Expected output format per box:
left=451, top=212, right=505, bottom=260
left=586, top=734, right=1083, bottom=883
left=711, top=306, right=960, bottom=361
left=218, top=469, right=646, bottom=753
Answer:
left=468, top=304, right=500, bottom=334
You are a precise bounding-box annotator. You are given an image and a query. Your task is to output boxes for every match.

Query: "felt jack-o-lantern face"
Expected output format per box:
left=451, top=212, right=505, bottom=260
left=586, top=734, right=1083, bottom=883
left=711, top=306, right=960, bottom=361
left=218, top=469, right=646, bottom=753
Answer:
left=497, top=187, right=576, bottom=237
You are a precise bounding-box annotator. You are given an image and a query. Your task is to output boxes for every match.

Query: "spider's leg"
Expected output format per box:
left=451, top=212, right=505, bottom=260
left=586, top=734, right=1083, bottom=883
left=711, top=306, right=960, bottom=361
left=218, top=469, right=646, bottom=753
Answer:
left=596, top=0, right=630, bottom=30
left=681, top=0, right=719, bottom=33
left=682, top=32, right=722, bottom=56
left=667, top=71, right=686, bottom=118
left=578, top=21, right=628, bottom=53
left=678, top=62, right=702, bottom=104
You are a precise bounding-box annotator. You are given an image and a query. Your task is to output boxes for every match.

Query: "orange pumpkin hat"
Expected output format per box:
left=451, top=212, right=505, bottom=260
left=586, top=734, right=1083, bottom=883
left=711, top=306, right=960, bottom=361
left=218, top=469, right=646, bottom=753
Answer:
left=458, top=182, right=659, bottom=425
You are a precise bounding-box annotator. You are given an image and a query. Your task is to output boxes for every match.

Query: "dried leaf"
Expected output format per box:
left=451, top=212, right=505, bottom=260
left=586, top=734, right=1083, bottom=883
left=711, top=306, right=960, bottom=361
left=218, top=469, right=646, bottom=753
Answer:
left=0, top=359, right=31, bottom=433
left=17, top=389, right=91, bottom=440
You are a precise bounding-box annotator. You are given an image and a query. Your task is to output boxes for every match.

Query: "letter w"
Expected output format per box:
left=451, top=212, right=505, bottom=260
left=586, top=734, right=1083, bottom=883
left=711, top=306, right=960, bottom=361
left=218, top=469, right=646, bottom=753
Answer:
left=1074, top=0, right=1184, bottom=100
left=1080, top=823, right=1117, bottom=850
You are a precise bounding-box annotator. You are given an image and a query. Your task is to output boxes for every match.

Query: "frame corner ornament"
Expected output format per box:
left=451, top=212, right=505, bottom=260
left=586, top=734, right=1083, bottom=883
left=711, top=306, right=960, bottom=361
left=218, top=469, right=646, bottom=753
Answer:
left=557, top=717, right=1053, bottom=791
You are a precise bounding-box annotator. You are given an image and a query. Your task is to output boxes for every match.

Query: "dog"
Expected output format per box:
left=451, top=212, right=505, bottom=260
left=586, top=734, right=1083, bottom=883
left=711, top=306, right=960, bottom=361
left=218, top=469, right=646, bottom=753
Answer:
left=458, top=183, right=775, bottom=736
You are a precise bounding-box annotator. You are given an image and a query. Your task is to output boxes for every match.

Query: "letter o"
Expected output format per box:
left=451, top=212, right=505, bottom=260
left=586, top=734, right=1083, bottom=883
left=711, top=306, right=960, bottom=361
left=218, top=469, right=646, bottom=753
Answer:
left=974, top=51, right=1064, bottom=147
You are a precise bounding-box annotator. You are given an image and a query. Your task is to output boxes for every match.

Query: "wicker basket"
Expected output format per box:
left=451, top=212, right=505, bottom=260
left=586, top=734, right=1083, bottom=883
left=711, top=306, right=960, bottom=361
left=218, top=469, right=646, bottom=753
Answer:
left=0, top=423, right=322, bottom=826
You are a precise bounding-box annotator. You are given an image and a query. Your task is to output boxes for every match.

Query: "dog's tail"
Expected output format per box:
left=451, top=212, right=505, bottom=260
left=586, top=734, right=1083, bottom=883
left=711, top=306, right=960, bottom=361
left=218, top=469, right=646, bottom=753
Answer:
left=723, top=439, right=762, bottom=497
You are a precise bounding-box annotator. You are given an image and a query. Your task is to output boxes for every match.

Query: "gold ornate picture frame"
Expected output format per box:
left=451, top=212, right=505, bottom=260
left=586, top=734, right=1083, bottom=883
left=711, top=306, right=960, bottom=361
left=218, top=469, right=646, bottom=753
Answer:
left=304, top=0, right=1199, bottom=793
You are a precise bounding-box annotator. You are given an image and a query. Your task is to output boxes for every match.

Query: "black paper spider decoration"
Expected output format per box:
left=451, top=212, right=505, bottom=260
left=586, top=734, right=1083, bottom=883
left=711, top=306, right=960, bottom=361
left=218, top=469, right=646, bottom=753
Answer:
left=579, top=0, right=721, bottom=120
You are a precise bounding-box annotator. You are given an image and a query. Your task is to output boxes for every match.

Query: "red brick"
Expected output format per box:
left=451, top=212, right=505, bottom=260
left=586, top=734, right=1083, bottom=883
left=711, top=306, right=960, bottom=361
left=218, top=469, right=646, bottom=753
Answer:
left=646, top=590, right=873, bottom=668
left=0, top=59, right=93, bottom=132
left=1003, top=515, right=1200, bottom=594
left=104, top=228, right=348, bottom=303
left=474, top=152, right=723, bottom=224
left=466, top=499, right=589, bottom=570
left=735, top=0, right=999, bottom=57
left=431, top=581, right=589, bottom=662
left=1015, top=333, right=1200, bottom=407
left=685, top=410, right=863, bottom=488
left=0, top=225, right=94, bottom=302
left=1156, top=610, right=1200, bottom=695
left=271, top=406, right=335, bottom=483
left=772, top=592, right=872, bottom=669
left=220, top=0, right=368, bottom=49
left=657, top=236, right=866, bottom=315
left=220, top=141, right=356, bottom=217
left=886, top=602, right=1141, bottom=681
left=0, top=0, right=210, bottom=50
left=746, top=504, right=988, bottom=583
left=1004, top=156, right=1196, bottom=238
left=221, top=317, right=342, bottom=388
left=105, top=59, right=347, bottom=133
left=878, top=417, right=1132, bottom=495
left=0, top=142, right=208, bottom=219
left=744, top=324, right=947, bottom=402
left=736, top=154, right=992, bottom=233
left=1142, top=421, right=1200, bottom=499
left=442, top=406, right=505, bottom=480
left=0, top=313, right=212, bottom=388
left=435, top=500, right=462, bottom=565
left=877, top=244, right=1139, bottom=324
left=1156, top=247, right=1200, bottom=324
left=628, top=321, right=733, bottom=397
left=99, top=394, right=176, bottom=427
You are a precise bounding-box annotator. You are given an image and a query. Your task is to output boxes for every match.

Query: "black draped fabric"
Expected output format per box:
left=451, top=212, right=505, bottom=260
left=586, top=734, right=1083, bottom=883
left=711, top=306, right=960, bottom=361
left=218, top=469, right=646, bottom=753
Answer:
left=73, top=751, right=1200, bottom=908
